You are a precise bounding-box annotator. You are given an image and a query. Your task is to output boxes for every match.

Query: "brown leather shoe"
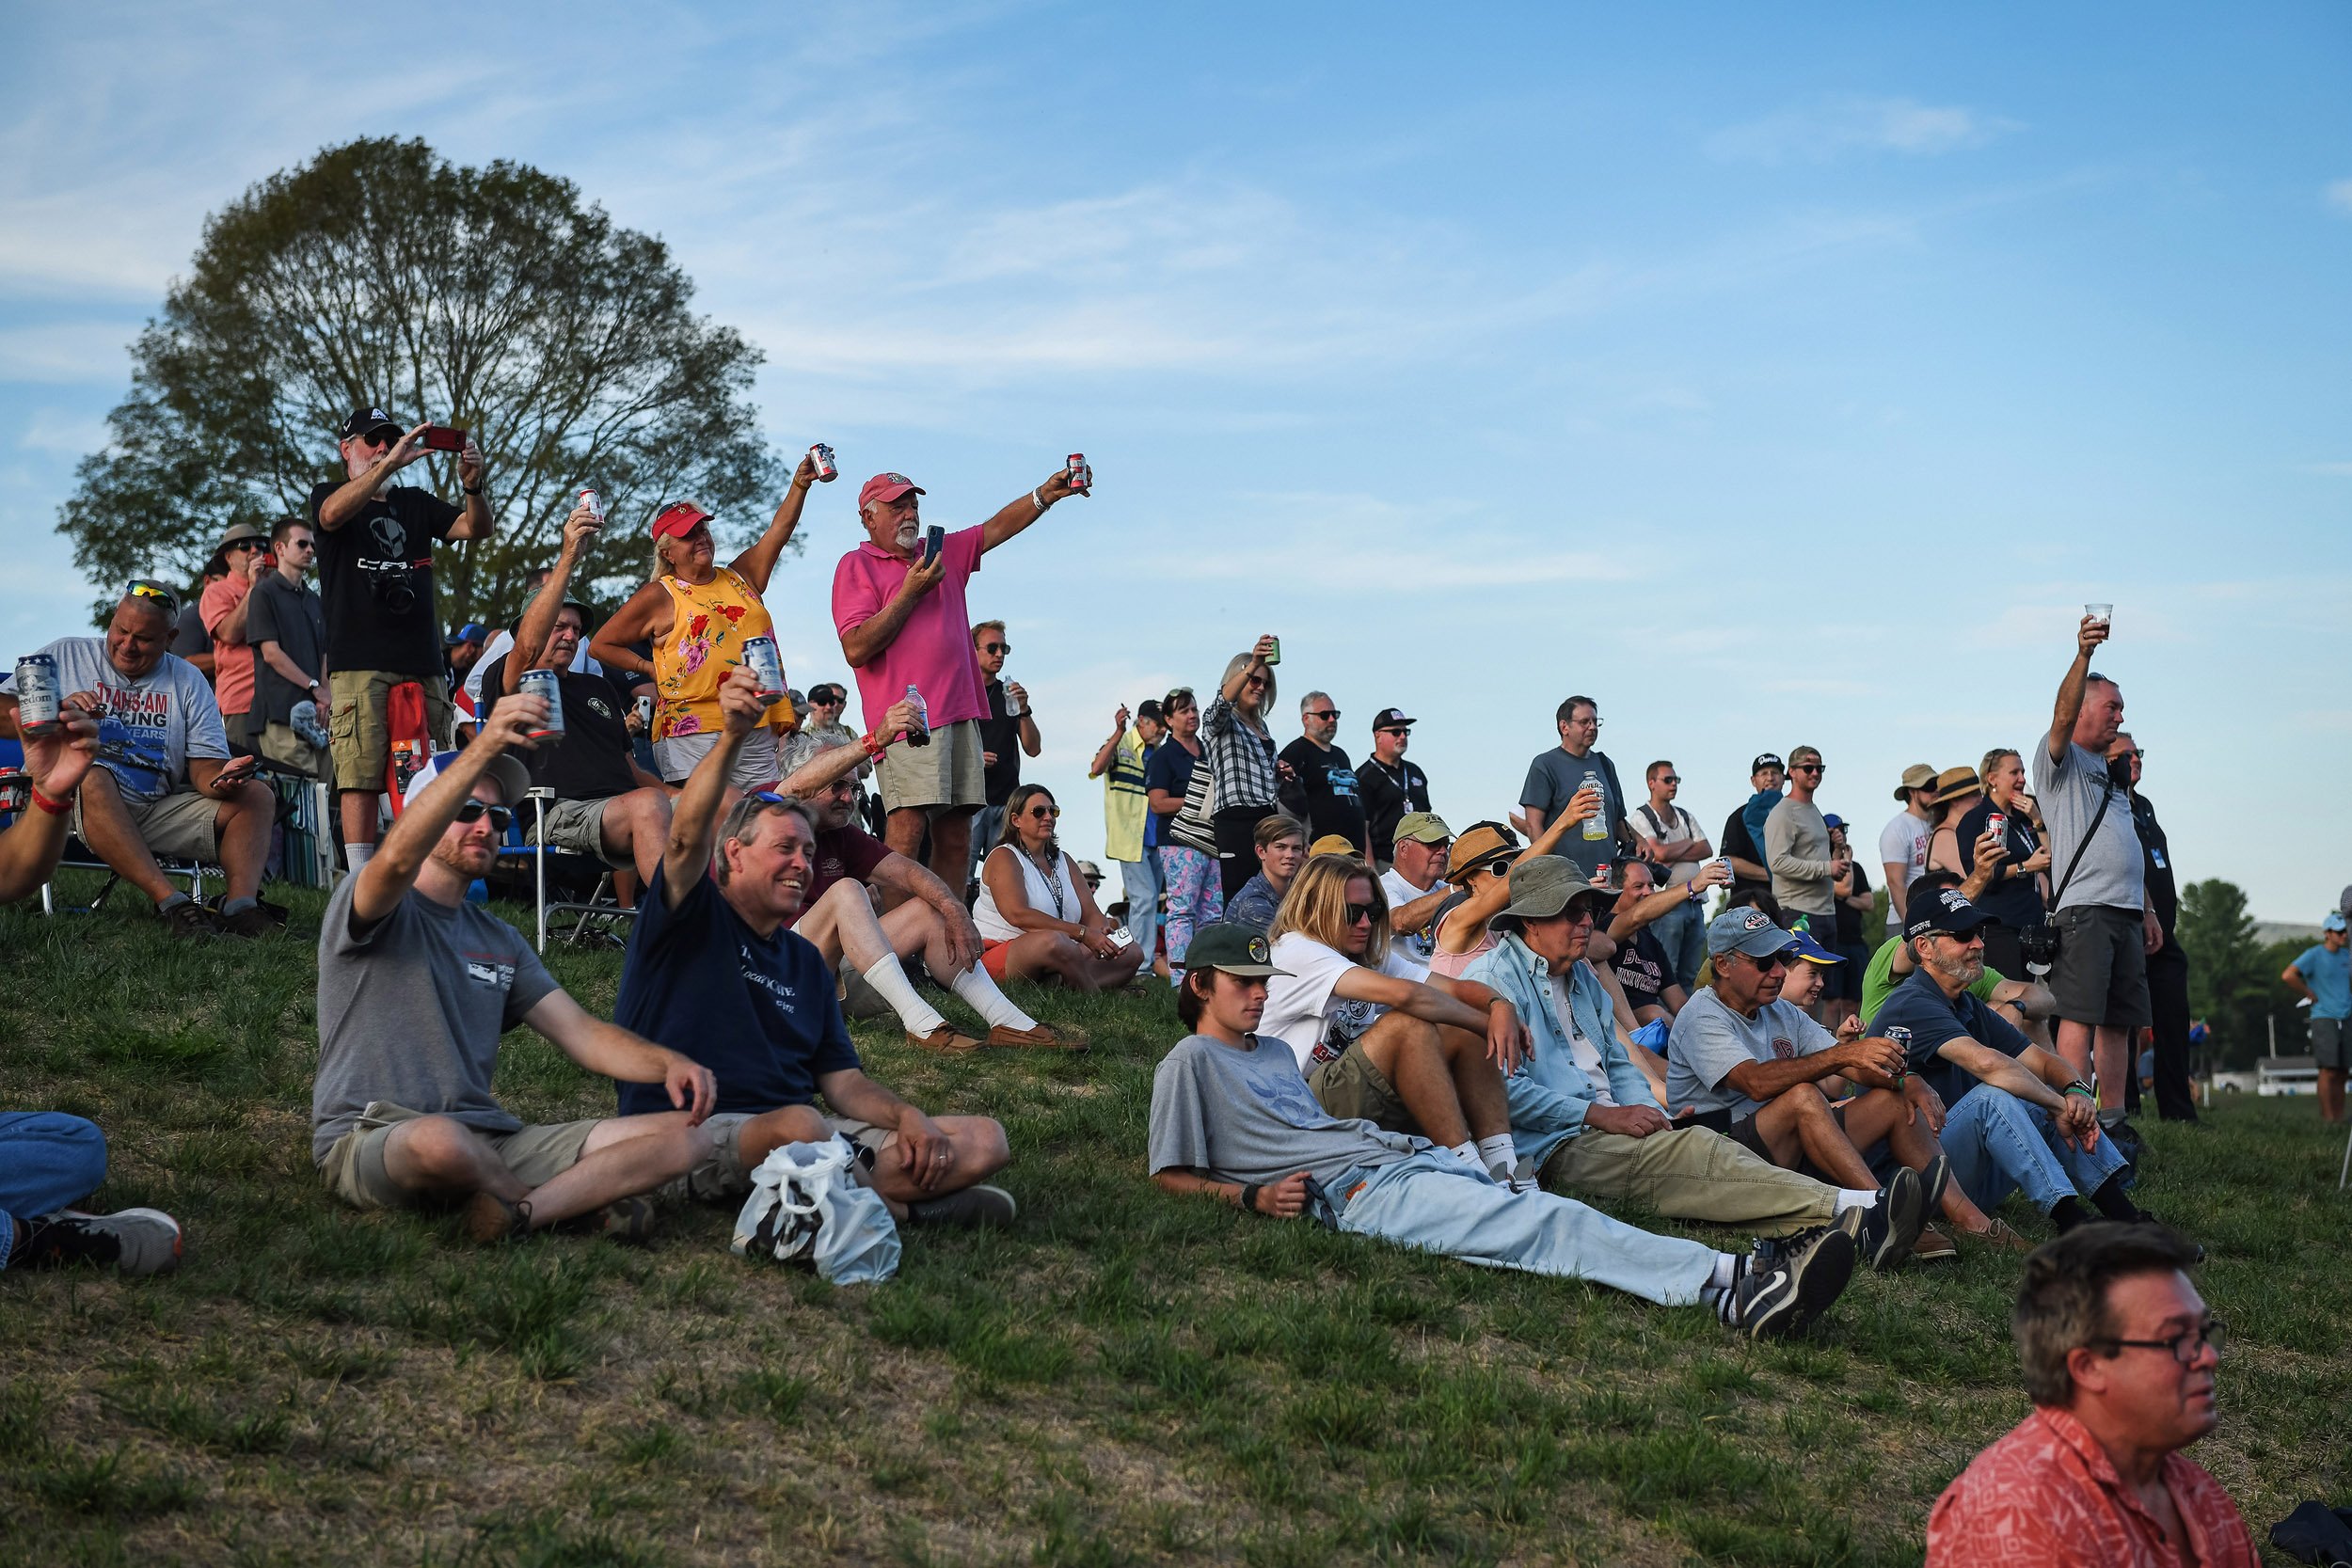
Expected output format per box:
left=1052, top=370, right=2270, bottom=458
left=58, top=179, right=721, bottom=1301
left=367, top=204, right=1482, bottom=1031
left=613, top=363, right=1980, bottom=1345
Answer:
left=987, top=1022, right=1086, bottom=1052
left=1961, top=1219, right=2035, bottom=1255
left=1911, top=1225, right=1960, bottom=1263
left=907, top=1025, right=983, bottom=1053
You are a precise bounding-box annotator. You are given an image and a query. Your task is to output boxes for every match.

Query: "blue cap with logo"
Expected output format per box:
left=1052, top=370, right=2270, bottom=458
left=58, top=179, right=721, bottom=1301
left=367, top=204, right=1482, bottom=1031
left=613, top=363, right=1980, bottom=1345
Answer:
left=2325, top=911, right=2348, bottom=934
left=1707, top=906, right=1797, bottom=959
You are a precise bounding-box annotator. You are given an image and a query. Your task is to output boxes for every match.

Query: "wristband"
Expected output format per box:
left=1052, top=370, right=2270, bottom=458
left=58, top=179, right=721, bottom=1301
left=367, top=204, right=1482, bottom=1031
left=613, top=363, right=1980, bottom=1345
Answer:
left=28, top=784, right=71, bottom=817
left=464, top=484, right=485, bottom=497
left=2063, top=1082, right=2095, bottom=1100
left=1031, top=486, right=1048, bottom=512
left=860, top=731, right=888, bottom=762
left=1239, top=1183, right=1263, bottom=1214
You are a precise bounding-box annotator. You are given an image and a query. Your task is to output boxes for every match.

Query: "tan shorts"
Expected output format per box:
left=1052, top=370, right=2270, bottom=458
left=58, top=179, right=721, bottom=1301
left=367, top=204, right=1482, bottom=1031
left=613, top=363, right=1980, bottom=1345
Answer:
left=316, top=1101, right=599, bottom=1210
left=328, top=670, right=454, bottom=791
left=654, top=727, right=779, bottom=789
left=1307, top=1040, right=1414, bottom=1133
left=73, top=784, right=220, bottom=861
left=256, top=721, right=325, bottom=778
left=875, top=718, right=984, bottom=814
left=671, top=1108, right=893, bottom=1202
left=539, top=796, right=628, bottom=868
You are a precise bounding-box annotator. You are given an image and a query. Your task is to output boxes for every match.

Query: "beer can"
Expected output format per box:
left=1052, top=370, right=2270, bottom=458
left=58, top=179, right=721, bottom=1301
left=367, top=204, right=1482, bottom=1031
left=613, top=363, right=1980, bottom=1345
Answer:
left=1986, top=811, right=2007, bottom=841
left=904, top=683, right=931, bottom=747
left=518, top=667, right=564, bottom=742
left=1066, top=452, right=1091, bottom=494
left=12, top=653, right=62, bottom=737
left=1593, top=862, right=1613, bottom=890
left=577, top=487, right=604, bottom=523
left=1883, top=1024, right=1913, bottom=1053
left=742, top=636, right=787, bottom=705
left=809, top=443, right=837, bottom=483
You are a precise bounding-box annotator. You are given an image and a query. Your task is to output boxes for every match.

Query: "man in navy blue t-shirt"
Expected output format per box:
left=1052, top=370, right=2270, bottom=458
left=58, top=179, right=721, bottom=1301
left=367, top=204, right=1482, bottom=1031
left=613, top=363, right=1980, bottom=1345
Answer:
left=616, top=667, right=1015, bottom=1227
left=1869, top=880, right=2153, bottom=1243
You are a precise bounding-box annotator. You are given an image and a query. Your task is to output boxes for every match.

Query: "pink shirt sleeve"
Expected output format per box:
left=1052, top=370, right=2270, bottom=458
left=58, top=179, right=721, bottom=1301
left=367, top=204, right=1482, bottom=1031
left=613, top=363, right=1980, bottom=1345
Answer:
left=831, top=550, right=882, bottom=639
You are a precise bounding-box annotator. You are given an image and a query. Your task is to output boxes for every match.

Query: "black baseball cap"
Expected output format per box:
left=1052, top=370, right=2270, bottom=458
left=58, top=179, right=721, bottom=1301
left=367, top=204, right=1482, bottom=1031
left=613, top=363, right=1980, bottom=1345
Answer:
left=1751, top=752, right=1785, bottom=774
left=1184, top=923, right=1289, bottom=977
left=340, top=405, right=404, bottom=441
left=1903, top=879, right=1995, bottom=942
left=1136, top=698, right=1165, bottom=722
left=1372, top=706, right=1416, bottom=731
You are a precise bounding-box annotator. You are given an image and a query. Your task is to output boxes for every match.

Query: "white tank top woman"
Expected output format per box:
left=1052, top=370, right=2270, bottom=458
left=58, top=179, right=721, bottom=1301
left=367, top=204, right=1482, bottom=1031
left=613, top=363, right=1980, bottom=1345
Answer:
left=975, top=844, right=1085, bottom=943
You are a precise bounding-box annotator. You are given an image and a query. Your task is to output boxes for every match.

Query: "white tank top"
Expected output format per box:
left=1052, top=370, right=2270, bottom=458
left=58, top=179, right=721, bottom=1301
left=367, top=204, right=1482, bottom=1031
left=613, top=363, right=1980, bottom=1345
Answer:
left=974, top=845, right=1084, bottom=942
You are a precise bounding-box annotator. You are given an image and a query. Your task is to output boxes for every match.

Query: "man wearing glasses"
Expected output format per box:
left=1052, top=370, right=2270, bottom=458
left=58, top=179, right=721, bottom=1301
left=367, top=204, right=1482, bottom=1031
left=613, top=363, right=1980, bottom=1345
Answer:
left=1355, top=707, right=1429, bottom=870
left=1929, top=1225, right=2252, bottom=1565
left=1278, top=692, right=1371, bottom=862
left=245, top=517, right=328, bottom=776
left=1869, top=882, right=2155, bottom=1241
left=1763, top=745, right=1841, bottom=983
left=970, top=620, right=1041, bottom=892
left=1518, top=696, right=1628, bottom=884
left=311, top=700, right=719, bottom=1242
left=199, top=522, right=270, bottom=753
left=1627, top=760, right=1714, bottom=990
left=310, top=406, right=494, bottom=872
left=1, top=583, right=279, bottom=937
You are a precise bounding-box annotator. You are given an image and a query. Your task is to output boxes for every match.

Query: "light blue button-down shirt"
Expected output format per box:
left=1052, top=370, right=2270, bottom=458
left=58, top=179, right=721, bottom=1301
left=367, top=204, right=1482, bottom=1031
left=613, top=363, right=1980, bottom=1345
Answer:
left=1465, top=931, right=1661, bottom=1170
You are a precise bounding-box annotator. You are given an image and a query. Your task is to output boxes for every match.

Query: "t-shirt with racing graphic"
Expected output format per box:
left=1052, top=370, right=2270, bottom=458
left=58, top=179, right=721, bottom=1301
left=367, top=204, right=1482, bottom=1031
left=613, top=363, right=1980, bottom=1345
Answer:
left=310, top=875, right=560, bottom=1162
left=3, top=638, right=227, bottom=804
left=1663, top=985, right=1838, bottom=1119
left=1260, top=931, right=1429, bottom=1072
left=308, top=481, right=461, bottom=678
left=614, top=863, right=860, bottom=1117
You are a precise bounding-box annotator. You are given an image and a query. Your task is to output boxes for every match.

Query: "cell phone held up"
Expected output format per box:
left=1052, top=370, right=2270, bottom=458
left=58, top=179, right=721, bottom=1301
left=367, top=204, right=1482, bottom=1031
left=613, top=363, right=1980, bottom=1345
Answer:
left=921, top=525, right=946, bottom=568
left=420, top=425, right=468, bottom=453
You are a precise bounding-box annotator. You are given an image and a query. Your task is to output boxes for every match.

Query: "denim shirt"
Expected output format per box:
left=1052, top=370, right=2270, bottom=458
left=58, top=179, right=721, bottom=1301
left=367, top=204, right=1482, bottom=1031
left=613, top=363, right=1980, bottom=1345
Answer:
left=1465, top=932, right=1661, bottom=1169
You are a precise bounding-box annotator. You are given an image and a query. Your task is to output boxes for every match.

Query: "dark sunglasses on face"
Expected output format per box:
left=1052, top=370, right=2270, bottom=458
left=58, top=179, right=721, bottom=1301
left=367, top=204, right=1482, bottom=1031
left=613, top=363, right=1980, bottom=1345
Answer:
left=1376, top=725, right=1408, bottom=736
left=226, top=539, right=262, bottom=552
left=1659, top=774, right=1680, bottom=784
left=1305, top=709, right=1340, bottom=721
left=981, top=642, right=1009, bottom=655
left=1793, top=763, right=1823, bottom=774
left=453, top=800, right=514, bottom=832
left=1745, top=951, right=1793, bottom=973
left=1027, top=804, right=1059, bottom=819
left=1345, top=902, right=1376, bottom=924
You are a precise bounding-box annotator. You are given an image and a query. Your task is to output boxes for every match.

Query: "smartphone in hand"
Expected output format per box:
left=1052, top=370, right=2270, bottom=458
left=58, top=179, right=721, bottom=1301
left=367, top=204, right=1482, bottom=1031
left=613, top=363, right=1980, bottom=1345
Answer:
left=420, top=425, right=468, bottom=452
left=922, top=525, right=945, bottom=567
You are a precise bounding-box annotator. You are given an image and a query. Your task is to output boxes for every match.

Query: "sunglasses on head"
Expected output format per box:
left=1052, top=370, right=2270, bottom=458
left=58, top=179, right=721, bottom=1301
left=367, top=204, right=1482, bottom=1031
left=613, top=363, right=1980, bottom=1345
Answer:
left=453, top=800, right=514, bottom=832
left=125, top=579, right=180, bottom=616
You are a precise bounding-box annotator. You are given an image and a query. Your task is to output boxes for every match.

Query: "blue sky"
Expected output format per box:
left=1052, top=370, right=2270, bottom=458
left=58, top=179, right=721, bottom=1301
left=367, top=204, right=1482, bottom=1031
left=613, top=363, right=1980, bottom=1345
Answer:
left=2, top=2, right=2345, bottom=918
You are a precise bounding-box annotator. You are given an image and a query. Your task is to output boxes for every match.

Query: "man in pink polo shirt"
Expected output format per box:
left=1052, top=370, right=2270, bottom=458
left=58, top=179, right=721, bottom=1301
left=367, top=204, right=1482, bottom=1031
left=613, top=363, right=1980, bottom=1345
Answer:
left=832, top=463, right=1087, bottom=890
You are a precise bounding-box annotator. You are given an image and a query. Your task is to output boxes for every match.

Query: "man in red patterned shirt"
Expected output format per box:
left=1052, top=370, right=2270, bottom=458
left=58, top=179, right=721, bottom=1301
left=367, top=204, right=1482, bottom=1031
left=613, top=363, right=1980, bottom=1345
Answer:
left=1928, top=1224, right=2255, bottom=1566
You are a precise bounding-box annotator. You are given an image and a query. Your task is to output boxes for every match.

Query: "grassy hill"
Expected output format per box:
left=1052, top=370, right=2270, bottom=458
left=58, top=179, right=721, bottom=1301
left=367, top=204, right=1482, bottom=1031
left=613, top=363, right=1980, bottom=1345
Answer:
left=4, top=875, right=2347, bottom=1566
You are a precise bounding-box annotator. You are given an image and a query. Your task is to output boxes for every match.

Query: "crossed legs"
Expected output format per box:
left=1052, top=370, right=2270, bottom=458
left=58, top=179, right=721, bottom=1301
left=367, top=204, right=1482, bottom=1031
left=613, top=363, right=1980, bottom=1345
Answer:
left=378, top=1113, right=712, bottom=1232
left=1351, top=1010, right=1511, bottom=1148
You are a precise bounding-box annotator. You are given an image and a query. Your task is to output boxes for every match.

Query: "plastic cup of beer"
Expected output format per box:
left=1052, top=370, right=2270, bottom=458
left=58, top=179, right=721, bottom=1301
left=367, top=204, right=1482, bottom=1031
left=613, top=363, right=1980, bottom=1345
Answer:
left=2084, top=602, right=2112, bottom=629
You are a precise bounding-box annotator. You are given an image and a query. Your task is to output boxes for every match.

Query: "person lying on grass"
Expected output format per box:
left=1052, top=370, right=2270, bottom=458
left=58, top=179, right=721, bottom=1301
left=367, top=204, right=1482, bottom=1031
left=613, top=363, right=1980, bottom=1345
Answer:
left=310, top=694, right=719, bottom=1244
left=613, top=667, right=1016, bottom=1228
left=1147, top=921, right=1858, bottom=1339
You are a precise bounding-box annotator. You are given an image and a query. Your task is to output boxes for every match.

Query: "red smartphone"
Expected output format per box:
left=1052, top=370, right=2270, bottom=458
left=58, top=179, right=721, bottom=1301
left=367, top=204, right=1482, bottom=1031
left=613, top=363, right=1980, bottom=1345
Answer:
left=420, top=425, right=468, bottom=452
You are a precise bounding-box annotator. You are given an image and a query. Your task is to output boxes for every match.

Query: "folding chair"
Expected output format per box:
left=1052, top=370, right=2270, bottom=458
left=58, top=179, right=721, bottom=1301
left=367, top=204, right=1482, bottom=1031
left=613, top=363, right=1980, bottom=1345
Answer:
left=496, top=790, right=638, bottom=953
left=0, top=742, right=213, bottom=917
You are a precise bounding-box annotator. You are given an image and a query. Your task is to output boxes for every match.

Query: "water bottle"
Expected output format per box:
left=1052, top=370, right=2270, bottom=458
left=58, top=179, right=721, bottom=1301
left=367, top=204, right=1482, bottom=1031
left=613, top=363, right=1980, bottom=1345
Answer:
left=904, top=684, right=930, bottom=747
left=1580, top=769, right=1607, bottom=841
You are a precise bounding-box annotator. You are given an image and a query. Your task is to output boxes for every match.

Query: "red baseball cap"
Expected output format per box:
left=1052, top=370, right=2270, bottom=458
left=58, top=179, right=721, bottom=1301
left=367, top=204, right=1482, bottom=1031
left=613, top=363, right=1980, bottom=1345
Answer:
left=857, top=472, right=926, bottom=509
left=648, top=500, right=711, bottom=540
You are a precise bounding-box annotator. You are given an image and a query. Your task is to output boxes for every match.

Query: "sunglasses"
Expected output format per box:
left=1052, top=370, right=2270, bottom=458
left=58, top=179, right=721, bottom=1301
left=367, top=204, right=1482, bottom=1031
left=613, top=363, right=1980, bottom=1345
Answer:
left=1027, top=804, right=1060, bottom=819
left=283, top=538, right=315, bottom=552
left=1375, top=725, right=1408, bottom=736
left=1344, top=901, right=1377, bottom=925
left=1658, top=774, right=1680, bottom=784
left=226, top=538, right=263, bottom=553
left=453, top=800, right=515, bottom=832
left=980, top=642, right=1009, bottom=655
left=1244, top=676, right=1268, bottom=689
left=1792, top=763, right=1824, bottom=774
left=125, top=579, right=180, bottom=616
left=1743, top=951, right=1794, bottom=974
left=1305, top=709, right=1340, bottom=721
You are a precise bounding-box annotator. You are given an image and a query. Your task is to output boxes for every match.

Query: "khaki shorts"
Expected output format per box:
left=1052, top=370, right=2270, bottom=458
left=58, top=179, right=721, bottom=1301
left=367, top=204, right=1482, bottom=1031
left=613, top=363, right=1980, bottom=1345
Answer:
left=257, top=721, right=325, bottom=778
left=540, top=796, right=628, bottom=868
left=654, top=727, right=780, bottom=789
left=671, top=1108, right=893, bottom=1202
left=73, top=784, right=220, bottom=861
left=875, top=718, right=984, bottom=815
left=328, top=670, right=454, bottom=791
left=1308, top=1040, right=1414, bottom=1133
left=315, top=1101, right=598, bottom=1211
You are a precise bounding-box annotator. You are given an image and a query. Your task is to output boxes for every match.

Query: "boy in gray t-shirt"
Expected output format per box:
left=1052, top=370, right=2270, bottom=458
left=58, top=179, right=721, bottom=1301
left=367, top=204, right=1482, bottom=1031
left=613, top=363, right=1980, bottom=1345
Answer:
left=309, top=708, right=720, bottom=1244
left=1148, top=923, right=1857, bottom=1338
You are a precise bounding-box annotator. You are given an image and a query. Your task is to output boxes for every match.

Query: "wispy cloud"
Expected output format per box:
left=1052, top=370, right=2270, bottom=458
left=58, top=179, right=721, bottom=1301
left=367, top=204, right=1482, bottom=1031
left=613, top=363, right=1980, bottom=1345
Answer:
left=2304, top=461, right=2352, bottom=477
left=1707, top=97, right=2019, bottom=166
left=2326, top=179, right=2352, bottom=215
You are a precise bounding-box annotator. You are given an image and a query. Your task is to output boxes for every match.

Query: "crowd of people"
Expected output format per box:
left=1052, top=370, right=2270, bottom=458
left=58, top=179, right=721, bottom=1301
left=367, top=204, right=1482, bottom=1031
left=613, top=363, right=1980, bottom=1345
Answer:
left=5, top=411, right=2334, bottom=1558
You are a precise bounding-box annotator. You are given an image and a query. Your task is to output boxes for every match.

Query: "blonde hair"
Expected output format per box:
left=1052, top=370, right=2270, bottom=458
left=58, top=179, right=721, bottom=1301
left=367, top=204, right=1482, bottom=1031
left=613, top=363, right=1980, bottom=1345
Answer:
left=1979, top=747, right=2021, bottom=784
left=1268, top=853, right=1389, bottom=961
left=1219, top=650, right=1275, bottom=714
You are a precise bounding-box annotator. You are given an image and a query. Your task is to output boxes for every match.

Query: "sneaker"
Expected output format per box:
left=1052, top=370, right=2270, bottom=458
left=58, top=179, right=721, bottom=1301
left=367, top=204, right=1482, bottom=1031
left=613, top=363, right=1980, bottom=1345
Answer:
left=1922, top=1153, right=1951, bottom=1213
left=28, top=1209, right=183, bottom=1275
left=255, top=895, right=292, bottom=927
left=987, top=1023, right=1085, bottom=1053
left=463, top=1190, right=534, bottom=1244
left=1911, top=1226, right=1960, bottom=1263
left=1723, top=1228, right=1855, bottom=1340
left=158, top=900, right=222, bottom=938
left=907, top=1025, right=983, bottom=1054
left=218, top=904, right=276, bottom=939
left=592, top=1196, right=656, bottom=1246
left=1749, top=1223, right=1834, bottom=1276
left=905, top=1183, right=1018, bottom=1229
left=1839, top=1165, right=1927, bottom=1271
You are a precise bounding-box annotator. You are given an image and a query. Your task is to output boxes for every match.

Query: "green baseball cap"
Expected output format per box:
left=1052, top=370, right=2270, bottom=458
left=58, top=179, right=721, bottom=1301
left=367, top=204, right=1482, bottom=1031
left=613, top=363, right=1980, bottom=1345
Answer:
left=1184, top=923, right=1289, bottom=977
left=1498, top=855, right=1613, bottom=920
left=1394, top=811, right=1451, bottom=845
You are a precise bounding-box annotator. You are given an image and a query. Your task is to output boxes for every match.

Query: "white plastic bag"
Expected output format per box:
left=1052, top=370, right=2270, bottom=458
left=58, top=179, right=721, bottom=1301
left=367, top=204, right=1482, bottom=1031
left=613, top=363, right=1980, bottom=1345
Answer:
left=730, top=1135, right=901, bottom=1284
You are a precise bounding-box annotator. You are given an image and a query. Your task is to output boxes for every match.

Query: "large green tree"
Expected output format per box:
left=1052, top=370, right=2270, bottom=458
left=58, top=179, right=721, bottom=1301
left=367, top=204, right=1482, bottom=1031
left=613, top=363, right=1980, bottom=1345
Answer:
left=60, top=136, right=783, bottom=626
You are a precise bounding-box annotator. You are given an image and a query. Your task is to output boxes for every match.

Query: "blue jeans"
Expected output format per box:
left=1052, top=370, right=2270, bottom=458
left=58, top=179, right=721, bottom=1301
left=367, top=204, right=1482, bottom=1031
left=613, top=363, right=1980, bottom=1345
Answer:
left=1941, top=1088, right=2125, bottom=1215
left=1650, top=896, right=1706, bottom=991
left=967, top=803, right=1008, bottom=891
left=0, top=1113, right=108, bottom=1267
left=1337, top=1150, right=1719, bottom=1307
left=1117, top=854, right=1162, bottom=957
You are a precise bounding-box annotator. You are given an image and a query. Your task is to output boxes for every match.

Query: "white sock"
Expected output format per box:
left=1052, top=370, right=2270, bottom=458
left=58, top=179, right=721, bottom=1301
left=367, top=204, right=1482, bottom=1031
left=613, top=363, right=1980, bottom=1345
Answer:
left=344, top=842, right=374, bottom=871
left=950, top=966, right=1038, bottom=1031
left=1707, top=1252, right=1740, bottom=1291
left=1447, top=1142, right=1483, bottom=1171
left=1835, top=1189, right=1879, bottom=1214
left=865, top=958, right=948, bottom=1037
left=1475, top=1134, right=1518, bottom=1180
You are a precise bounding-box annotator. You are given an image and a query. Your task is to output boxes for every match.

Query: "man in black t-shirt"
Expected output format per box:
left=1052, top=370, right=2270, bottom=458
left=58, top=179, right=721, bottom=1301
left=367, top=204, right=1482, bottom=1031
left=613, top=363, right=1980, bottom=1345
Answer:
left=310, top=405, right=494, bottom=870
left=480, top=505, right=669, bottom=892
left=1278, top=690, right=1370, bottom=859
left=2116, top=733, right=2196, bottom=1123
left=245, top=515, right=328, bottom=777
left=1356, top=707, right=1431, bottom=869
left=968, top=618, right=1039, bottom=889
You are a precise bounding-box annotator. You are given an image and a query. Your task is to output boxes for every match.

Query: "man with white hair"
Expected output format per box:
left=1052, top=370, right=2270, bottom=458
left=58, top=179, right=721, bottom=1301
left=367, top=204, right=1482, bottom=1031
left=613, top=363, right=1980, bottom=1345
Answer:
left=831, top=464, right=1087, bottom=890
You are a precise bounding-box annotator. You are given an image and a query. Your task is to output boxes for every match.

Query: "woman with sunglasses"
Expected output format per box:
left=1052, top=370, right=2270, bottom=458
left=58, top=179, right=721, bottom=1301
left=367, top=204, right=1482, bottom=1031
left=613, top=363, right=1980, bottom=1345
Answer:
left=1200, top=636, right=1284, bottom=904
left=1427, top=800, right=1597, bottom=980
left=973, top=784, right=1147, bottom=990
left=1954, top=748, right=2055, bottom=979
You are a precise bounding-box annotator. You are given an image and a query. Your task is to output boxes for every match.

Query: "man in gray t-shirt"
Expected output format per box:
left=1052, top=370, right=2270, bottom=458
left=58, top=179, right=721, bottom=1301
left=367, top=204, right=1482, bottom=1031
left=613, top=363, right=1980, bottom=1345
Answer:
left=1147, top=923, right=1861, bottom=1338
left=310, top=701, right=718, bottom=1243
left=1762, top=745, right=1838, bottom=941
left=2032, top=613, right=2157, bottom=1115
left=1518, top=696, right=1627, bottom=881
